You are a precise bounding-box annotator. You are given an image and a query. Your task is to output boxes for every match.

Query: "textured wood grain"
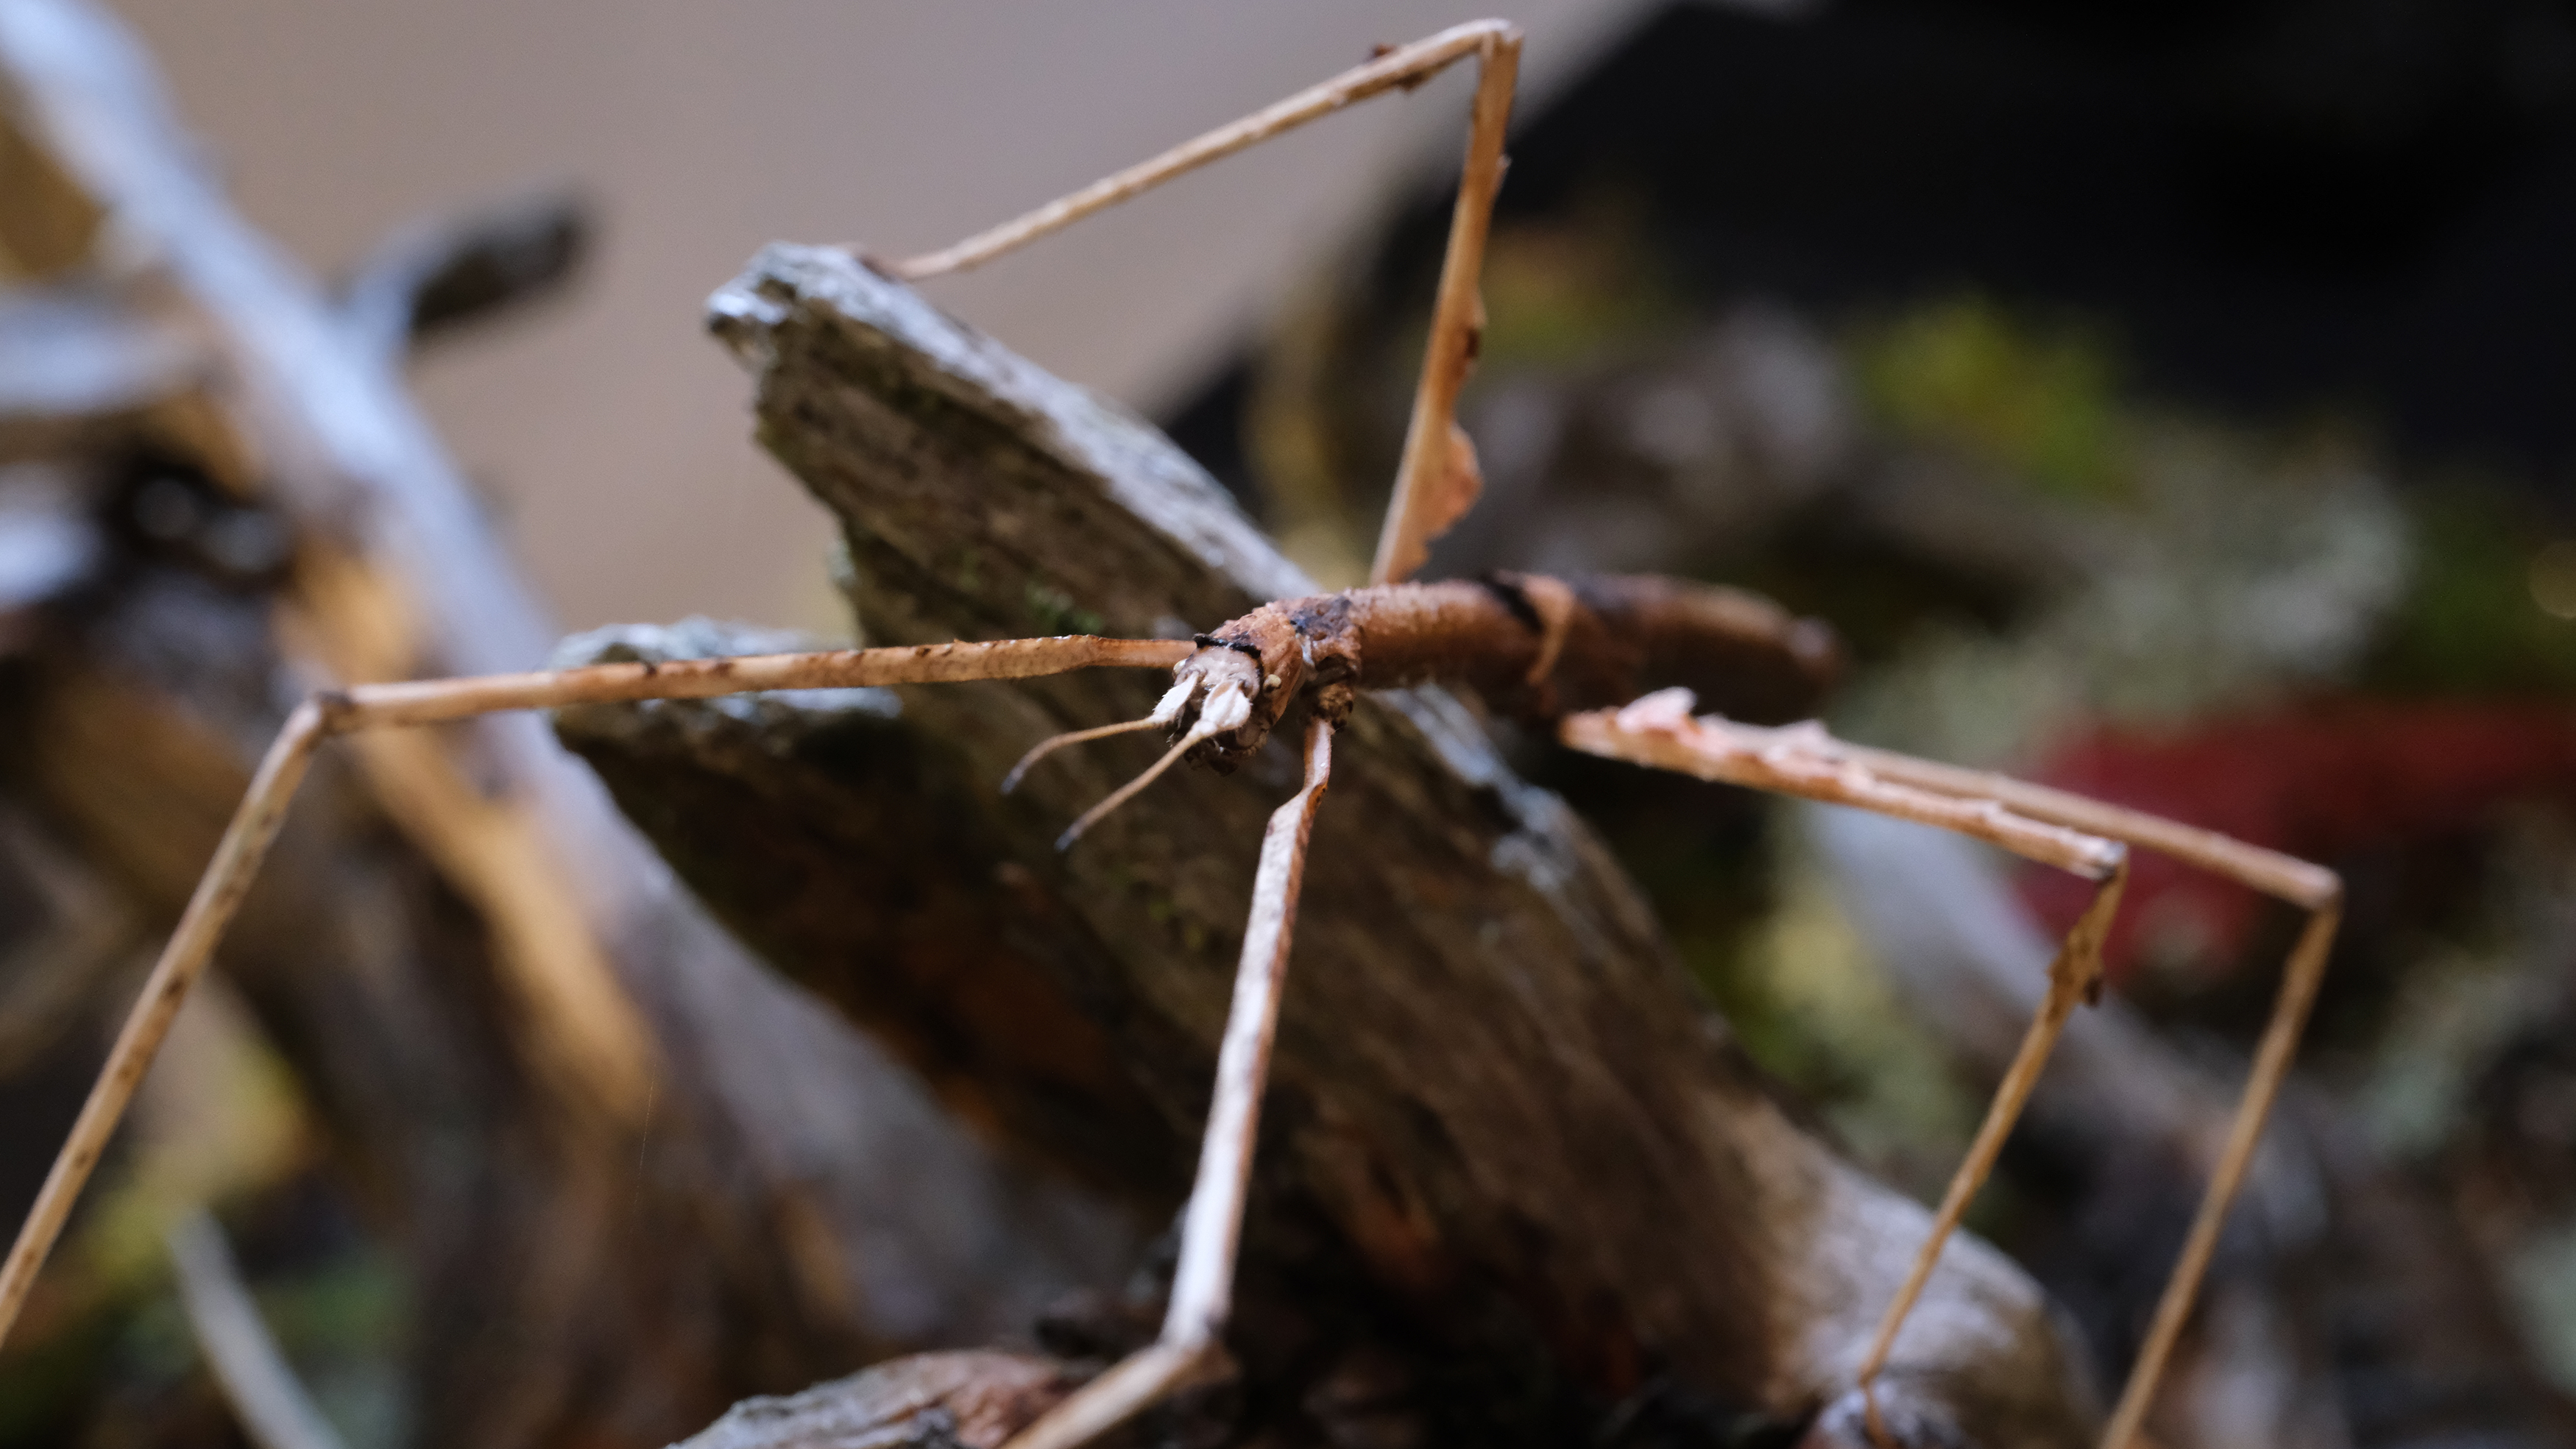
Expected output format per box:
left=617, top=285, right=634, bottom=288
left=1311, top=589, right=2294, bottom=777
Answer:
left=673, top=1352, right=1077, bottom=1449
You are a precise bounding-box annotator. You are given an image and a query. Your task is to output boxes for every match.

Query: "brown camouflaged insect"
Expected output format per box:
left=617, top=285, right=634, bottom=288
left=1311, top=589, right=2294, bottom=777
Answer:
left=0, top=22, right=2341, bottom=1449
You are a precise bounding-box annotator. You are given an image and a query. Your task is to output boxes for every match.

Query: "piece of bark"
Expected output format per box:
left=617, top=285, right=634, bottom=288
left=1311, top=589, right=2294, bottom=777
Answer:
left=337, top=187, right=590, bottom=361
left=0, top=798, right=138, bottom=1078
left=0, top=278, right=208, bottom=462
left=565, top=244, right=2102, bottom=1444
left=553, top=619, right=1187, bottom=1203
left=673, top=1352, right=1080, bottom=1449
left=0, top=4, right=1138, bottom=1444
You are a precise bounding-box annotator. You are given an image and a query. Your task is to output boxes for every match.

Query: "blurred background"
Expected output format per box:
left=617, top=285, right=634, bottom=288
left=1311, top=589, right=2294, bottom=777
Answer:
left=10, top=1, right=2576, bottom=1446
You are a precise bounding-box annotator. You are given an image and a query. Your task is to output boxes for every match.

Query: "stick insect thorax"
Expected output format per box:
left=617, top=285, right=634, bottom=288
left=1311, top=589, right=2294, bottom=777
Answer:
left=1153, top=573, right=1839, bottom=766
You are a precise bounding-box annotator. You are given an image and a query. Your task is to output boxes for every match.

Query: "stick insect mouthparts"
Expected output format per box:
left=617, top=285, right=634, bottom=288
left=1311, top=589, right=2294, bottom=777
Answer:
left=0, top=21, right=2343, bottom=1449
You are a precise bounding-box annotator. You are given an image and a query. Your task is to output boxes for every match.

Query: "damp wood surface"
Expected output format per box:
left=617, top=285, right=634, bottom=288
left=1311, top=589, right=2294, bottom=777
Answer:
left=556, top=244, right=2104, bottom=1446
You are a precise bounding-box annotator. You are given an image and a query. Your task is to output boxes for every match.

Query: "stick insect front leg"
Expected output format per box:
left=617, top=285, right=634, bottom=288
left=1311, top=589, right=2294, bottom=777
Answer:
left=1563, top=694, right=2341, bottom=1449
left=998, top=718, right=1334, bottom=1449
left=0, top=634, right=1191, bottom=1351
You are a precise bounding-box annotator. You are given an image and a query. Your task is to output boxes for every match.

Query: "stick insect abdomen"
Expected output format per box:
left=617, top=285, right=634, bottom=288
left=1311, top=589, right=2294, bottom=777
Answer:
left=1168, top=571, right=1840, bottom=766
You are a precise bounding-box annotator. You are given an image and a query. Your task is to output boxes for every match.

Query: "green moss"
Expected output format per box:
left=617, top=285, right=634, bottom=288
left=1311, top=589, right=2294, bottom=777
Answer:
left=0, top=1301, right=121, bottom=1445
left=2364, top=484, right=2576, bottom=696
left=1025, top=580, right=1104, bottom=637
left=1473, top=191, right=1686, bottom=375
left=1855, top=295, right=2127, bottom=502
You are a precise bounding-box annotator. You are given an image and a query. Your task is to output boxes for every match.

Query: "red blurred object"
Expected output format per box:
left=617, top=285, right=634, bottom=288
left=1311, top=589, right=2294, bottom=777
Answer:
left=2015, top=700, right=2576, bottom=982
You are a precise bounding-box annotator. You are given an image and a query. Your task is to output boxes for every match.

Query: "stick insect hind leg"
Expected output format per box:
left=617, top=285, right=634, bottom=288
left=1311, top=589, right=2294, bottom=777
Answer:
left=1563, top=695, right=2342, bottom=1449
left=1798, top=730, right=2343, bottom=1449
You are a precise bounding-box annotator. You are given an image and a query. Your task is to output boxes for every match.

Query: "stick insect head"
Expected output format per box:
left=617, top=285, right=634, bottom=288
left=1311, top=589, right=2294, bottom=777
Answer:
left=1039, top=598, right=1355, bottom=848
left=1171, top=594, right=1362, bottom=769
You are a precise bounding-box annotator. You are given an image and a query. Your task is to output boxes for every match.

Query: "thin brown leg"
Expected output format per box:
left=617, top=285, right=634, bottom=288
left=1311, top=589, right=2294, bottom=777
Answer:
left=1568, top=701, right=2345, bottom=1449
left=2098, top=905, right=2338, bottom=1449
left=1001, top=718, right=1336, bottom=1449
left=1367, top=26, right=1520, bottom=587
left=1855, top=862, right=2128, bottom=1441
left=1560, top=691, right=2134, bottom=1441
left=874, top=20, right=1524, bottom=591
left=1559, top=692, right=2127, bottom=879
left=0, top=633, right=1185, bottom=1353
left=887, top=21, right=1520, bottom=285
left=1758, top=726, right=2344, bottom=1449
left=0, top=701, right=327, bottom=1347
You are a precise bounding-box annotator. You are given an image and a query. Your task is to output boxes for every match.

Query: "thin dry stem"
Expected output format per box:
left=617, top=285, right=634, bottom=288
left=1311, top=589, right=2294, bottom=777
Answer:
left=886, top=21, right=1517, bottom=281
left=0, top=634, right=1184, bottom=1354
left=1002, top=719, right=1334, bottom=1449
left=1855, top=862, right=2130, bottom=1429
left=1608, top=705, right=2346, bottom=1449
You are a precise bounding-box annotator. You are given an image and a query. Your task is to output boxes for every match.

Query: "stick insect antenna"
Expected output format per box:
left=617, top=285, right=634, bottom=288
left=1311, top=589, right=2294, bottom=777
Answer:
left=1004, top=718, right=1165, bottom=795
left=1054, top=683, right=1250, bottom=851
left=1000, top=718, right=1335, bottom=1449
left=1003, top=676, right=1203, bottom=794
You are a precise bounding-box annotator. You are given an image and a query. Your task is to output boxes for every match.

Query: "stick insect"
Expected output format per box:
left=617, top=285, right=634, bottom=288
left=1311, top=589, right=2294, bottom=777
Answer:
left=0, top=21, right=2343, bottom=1449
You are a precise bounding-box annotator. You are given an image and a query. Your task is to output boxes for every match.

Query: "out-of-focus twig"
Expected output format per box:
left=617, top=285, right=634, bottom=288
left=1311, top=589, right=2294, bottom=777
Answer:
left=0, top=277, right=202, bottom=459
left=164, top=1205, right=350, bottom=1449
left=338, top=188, right=589, bottom=361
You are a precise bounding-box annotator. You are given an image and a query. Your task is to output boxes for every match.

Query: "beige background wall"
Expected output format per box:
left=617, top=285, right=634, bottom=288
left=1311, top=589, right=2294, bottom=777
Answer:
left=112, top=1, right=1644, bottom=637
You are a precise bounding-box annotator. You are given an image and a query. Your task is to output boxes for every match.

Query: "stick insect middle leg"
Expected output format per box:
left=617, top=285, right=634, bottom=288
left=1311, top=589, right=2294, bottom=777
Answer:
left=885, top=18, right=1523, bottom=595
